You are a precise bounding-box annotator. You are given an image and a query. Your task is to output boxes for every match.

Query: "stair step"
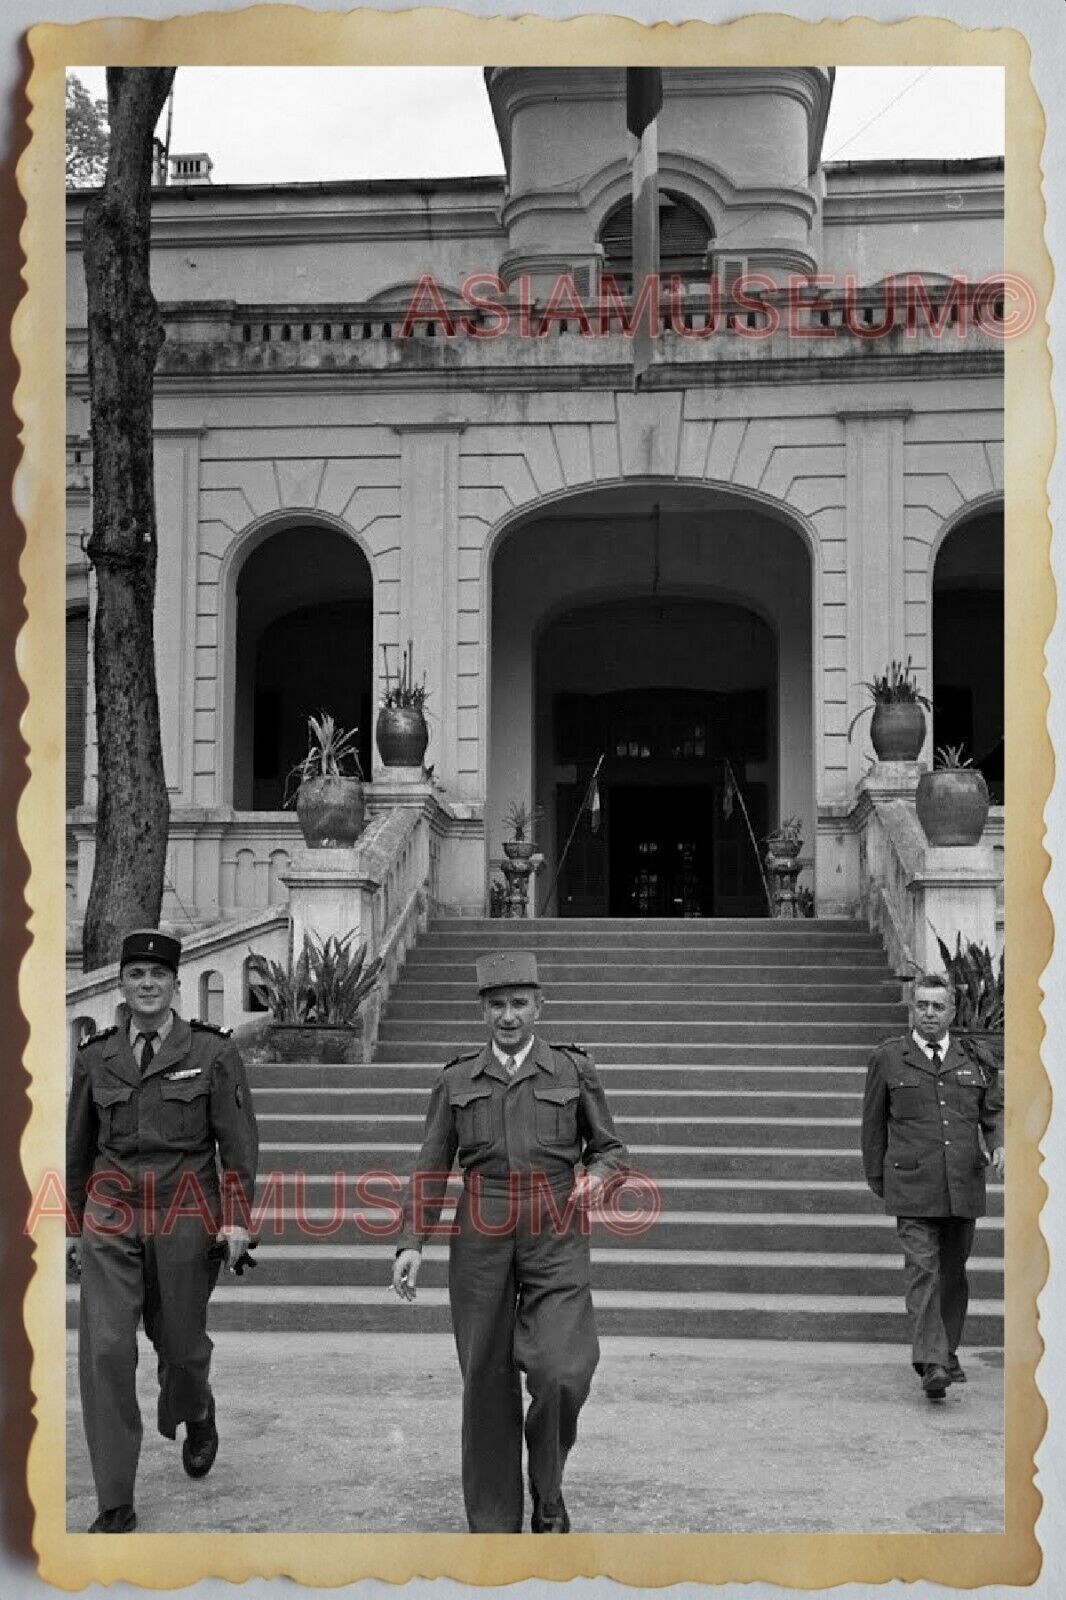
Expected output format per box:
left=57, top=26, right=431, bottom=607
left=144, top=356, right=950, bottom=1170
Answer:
left=240, top=1208, right=1003, bottom=1253
left=252, top=1088, right=865, bottom=1117
left=65, top=1284, right=1003, bottom=1341
left=390, top=978, right=904, bottom=1000
left=383, top=1000, right=909, bottom=1023
left=256, top=1114, right=870, bottom=1148
left=373, top=1042, right=883, bottom=1064
left=376, top=1022, right=899, bottom=1043
left=406, top=950, right=892, bottom=969
left=248, top=1062, right=872, bottom=1090
left=424, top=917, right=873, bottom=934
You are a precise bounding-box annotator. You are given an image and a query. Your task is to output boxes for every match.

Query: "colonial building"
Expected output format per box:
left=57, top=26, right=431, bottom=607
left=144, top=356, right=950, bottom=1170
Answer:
left=66, top=67, right=1004, bottom=1012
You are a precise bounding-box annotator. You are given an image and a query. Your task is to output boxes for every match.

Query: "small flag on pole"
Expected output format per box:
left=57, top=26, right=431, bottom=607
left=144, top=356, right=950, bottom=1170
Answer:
left=626, top=67, right=663, bottom=390
left=589, top=774, right=602, bottom=833
left=722, top=766, right=735, bottom=819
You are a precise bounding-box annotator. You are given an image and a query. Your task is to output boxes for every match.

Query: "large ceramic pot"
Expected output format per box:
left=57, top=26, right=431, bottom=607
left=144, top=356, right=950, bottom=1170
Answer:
left=268, top=1022, right=365, bottom=1065
left=295, top=774, right=365, bottom=847
left=502, top=839, right=535, bottom=861
left=869, top=701, right=926, bottom=761
left=915, top=767, right=990, bottom=846
left=376, top=706, right=429, bottom=768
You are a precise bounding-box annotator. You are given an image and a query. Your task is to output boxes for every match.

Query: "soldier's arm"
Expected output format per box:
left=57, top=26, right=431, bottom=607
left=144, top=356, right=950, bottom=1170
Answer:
left=209, top=1037, right=260, bottom=1224
left=66, top=1049, right=98, bottom=1235
left=572, top=1049, right=630, bottom=1185
left=979, top=1057, right=1005, bottom=1168
left=396, top=1071, right=459, bottom=1252
left=860, top=1050, right=888, bottom=1197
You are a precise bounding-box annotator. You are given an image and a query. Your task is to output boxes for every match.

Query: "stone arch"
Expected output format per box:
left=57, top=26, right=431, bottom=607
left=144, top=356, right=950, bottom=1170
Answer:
left=215, top=509, right=376, bottom=809
left=481, top=476, right=820, bottom=914
left=929, top=494, right=1004, bottom=800
left=198, top=970, right=225, bottom=1026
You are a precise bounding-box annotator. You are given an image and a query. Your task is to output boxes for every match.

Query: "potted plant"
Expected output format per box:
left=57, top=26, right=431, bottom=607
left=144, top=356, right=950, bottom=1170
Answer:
left=247, top=929, right=383, bottom=1064
left=763, top=815, right=804, bottom=860
left=377, top=639, right=429, bottom=768
left=289, top=712, right=365, bottom=847
left=934, top=931, right=1004, bottom=1072
left=847, top=657, right=931, bottom=761
left=502, top=800, right=543, bottom=861
left=916, top=743, right=990, bottom=846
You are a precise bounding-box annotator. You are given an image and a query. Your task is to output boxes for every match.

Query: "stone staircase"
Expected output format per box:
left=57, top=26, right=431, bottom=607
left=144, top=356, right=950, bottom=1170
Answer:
left=66, top=917, right=1004, bottom=1342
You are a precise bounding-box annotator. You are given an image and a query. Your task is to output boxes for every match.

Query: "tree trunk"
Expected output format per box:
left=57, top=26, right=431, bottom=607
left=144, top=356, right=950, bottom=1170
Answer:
left=81, top=68, right=176, bottom=972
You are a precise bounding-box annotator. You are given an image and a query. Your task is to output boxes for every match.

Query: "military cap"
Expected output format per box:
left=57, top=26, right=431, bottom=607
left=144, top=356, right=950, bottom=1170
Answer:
left=119, top=928, right=182, bottom=974
left=475, top=949, right=540, bottom=993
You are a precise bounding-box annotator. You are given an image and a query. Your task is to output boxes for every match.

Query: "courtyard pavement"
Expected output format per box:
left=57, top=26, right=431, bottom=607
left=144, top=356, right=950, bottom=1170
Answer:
left=66, top=1330, right=1003, bottom=1536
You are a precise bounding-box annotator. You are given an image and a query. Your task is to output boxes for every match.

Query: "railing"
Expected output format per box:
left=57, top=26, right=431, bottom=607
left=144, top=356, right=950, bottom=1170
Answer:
left=855, top=781, right=1002, bottom=977
left=65, top=905, right=290, bottom=1079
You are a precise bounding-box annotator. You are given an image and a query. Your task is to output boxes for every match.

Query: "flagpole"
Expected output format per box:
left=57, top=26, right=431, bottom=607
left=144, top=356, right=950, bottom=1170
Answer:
left=540, top=753, right=606, bottom=916
left=723, top=757, right=774, bottom=915
left=627, top=67, right=662, bottom=390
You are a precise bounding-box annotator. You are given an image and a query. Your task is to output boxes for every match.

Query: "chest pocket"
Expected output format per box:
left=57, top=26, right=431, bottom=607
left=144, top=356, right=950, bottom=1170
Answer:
left=888, top=1080, right=926, bottom=1120
left=159, top=1075, right=211, bottom=1143
left=533, top=1083, right=581, bottom=1147
left=450, top=1086, right=494, bottom=1149
left=92, top=1080, right=136, bottom=1140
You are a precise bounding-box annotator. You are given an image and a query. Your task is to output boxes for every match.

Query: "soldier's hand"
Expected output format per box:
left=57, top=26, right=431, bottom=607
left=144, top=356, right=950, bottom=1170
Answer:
left=392, top=1249, right=422, bottom=1301
left=571, top=1170, right=605, bottom=1210
left=991, top=1146, right=1005, bottom=1180
left=218, top=1227, right=253, bottom=1272
left=66, top=1239, right=82, bottom=1277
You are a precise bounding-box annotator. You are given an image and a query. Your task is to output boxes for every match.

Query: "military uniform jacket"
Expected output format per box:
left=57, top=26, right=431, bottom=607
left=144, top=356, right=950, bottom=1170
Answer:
left=861, top=1033, right=1004, bottom=1218
left=67, top=1010, right=259, bottom=1230
left=398, top=1035, right=629, bottom=1250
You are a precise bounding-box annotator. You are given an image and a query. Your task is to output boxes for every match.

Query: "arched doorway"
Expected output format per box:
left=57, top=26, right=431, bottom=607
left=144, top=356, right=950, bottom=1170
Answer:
left=488, top=483, right=814, bottom=918
left=233, top=525, right=373, bottom=809
left=932, top=508, right=1003, bottom=803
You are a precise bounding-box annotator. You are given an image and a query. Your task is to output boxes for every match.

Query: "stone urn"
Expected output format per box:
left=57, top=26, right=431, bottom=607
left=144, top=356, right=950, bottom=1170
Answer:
left=915, top=766, right=990, bottom=846
left=295, top=774, right=366, bottom=847
left=870, top=702, right=926, bottom=761
left=376, top=706, right=429, bottom=768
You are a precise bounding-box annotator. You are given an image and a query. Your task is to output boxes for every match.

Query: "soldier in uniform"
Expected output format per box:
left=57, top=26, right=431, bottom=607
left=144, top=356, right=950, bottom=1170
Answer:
left=391, top=949, right=629, bottom=1533
left=66, top=930, right=259, bottom=1532
left=861, top=970, right=1004, bottom=1400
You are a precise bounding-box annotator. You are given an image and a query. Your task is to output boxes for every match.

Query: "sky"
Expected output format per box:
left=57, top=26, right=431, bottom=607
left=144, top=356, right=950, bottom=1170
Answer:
left=70, top=65, right=1004, bottom=185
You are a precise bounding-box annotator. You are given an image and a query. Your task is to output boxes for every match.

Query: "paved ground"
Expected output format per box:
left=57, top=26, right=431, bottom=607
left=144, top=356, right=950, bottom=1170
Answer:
left=66, top=1331, right=1003, bottom=1535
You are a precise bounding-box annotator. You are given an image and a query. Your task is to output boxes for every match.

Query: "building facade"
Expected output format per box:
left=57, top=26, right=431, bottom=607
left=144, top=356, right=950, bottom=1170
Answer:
left=65, top=68, right=1005, bottom=955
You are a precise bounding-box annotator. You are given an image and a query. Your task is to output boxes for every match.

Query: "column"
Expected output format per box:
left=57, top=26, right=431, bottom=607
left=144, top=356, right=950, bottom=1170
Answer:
left=391, top=424, right=464, bottom=790
left=153, top=426, right=204, bottom=803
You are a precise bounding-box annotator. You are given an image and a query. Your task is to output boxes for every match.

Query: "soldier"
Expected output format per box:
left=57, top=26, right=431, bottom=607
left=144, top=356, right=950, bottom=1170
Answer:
left=391, top=949, right=629, bottom=1533
left=861, top=970, right=1004, bottom=1401
left=67, top=930, right=259, bottom=1533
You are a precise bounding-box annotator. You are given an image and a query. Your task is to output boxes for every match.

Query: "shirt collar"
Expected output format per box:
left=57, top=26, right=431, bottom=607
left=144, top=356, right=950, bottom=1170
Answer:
left=128, top=1010, right=175, bottom=1048
left=912, top=1029, right=950, bottom=1058
left=492, top=1036, right=535, bottom=1073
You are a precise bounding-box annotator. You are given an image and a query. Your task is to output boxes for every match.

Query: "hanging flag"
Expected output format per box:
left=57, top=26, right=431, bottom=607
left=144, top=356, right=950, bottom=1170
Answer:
left=589, top=773, right=602, bottom=833
left=626, top=67, right=663, bottom=390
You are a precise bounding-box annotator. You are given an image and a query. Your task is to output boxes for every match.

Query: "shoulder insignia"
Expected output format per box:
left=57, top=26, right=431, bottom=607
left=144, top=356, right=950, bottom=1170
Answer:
left=191, top=1019, right=232, bottom=1038
left=78, top=1025, right=116, bottom=1049
left=556, top=1043, right=590, bottom=1059
left=444, top=1050, right=480, bottom=1071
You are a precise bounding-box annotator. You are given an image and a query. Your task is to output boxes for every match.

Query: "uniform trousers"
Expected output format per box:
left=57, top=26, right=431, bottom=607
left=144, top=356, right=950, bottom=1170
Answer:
left=78, top=1202, right=221, bottom=1510
left=447, top=1181, right=600, bottom=1533
left=896, top=1215, right=976, bottom=1371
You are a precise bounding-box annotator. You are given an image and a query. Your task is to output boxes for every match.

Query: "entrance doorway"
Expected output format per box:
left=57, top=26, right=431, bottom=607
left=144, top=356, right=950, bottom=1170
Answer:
left=609, top=784, right=714, bottom=917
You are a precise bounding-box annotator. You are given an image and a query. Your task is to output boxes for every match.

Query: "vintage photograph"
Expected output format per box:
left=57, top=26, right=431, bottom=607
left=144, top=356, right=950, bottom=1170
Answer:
left=58, top=57, right=1012, bottom=1539
left=13, top=11, right=1051, bottom=1584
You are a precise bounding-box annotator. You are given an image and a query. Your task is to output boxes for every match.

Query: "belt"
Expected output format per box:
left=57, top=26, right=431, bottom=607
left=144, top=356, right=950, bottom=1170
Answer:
left=464, top=1170, right=575, bottom=1196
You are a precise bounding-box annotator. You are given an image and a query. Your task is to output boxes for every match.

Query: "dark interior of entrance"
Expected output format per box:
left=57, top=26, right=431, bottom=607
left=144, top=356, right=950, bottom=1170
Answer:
left=547, top=678, right=771, bottom=919
left=932, top=511, right=1004, bottom=804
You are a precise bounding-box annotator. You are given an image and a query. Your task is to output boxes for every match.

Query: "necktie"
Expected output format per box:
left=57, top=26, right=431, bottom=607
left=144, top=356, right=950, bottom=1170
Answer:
left=139, top=1031, right=158, bottom=1070
left=928, top=1043, right=941, bottom=1067
left=507, top=1055, right=519, bottom=1077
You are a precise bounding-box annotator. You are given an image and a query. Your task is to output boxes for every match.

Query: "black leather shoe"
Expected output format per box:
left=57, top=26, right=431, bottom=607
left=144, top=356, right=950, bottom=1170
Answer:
left=88, top=1504, right=136, bottom=1533
left=947, top=1355, right=967, bottom=1383
left=182, top=1396, right=218, bottom=1478
left=531, top=1495, right=570, bottom=1533
left=922, top=1363, right=950, bottom=1399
